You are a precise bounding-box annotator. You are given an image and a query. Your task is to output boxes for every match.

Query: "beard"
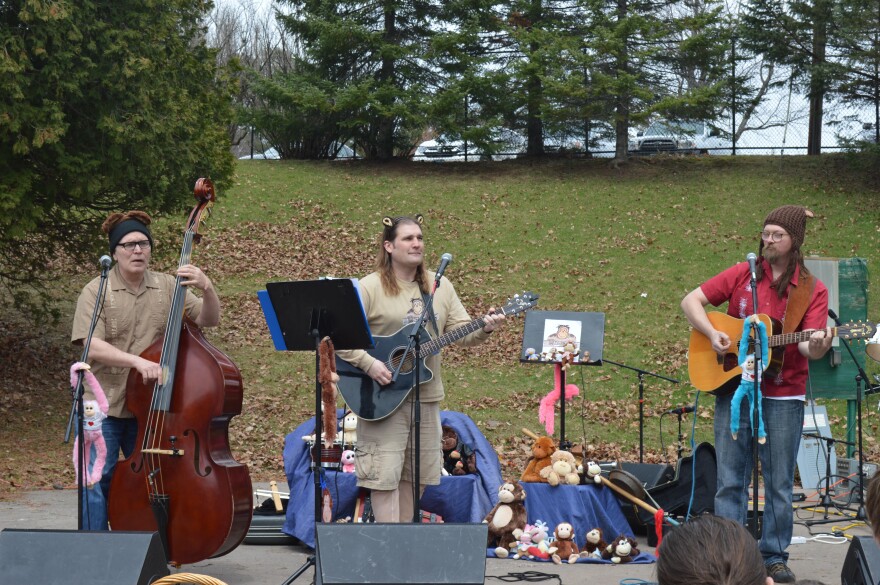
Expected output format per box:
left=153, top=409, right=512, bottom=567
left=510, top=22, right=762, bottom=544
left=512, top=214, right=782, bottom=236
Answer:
left=763, top=246, right=784, bottom=263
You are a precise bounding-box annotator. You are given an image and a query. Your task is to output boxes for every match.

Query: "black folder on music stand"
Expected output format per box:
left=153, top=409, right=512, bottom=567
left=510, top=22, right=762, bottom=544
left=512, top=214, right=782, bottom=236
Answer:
left=258, top=279, right=373, bottom=585
left=260, top=278, right=373, bottom=351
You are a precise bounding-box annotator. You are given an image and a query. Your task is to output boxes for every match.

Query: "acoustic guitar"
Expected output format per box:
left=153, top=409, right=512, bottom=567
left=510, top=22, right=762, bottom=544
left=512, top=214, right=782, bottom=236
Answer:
left=688, top=312, right=876, bottom=396
left=336, top=291, right=539, bottom=420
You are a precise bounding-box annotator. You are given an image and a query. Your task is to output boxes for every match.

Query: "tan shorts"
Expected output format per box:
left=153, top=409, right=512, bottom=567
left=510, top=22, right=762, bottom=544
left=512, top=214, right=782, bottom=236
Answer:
left=355, top=397, right=442, bottom=490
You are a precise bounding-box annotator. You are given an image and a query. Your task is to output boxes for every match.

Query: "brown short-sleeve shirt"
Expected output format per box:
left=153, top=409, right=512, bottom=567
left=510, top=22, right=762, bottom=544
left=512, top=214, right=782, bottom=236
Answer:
left=71, top=266, right=203, bottom=418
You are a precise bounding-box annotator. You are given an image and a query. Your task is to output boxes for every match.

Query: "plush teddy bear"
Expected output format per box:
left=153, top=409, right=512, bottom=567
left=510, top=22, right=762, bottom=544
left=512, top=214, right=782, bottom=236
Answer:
left=580, top=527, right=607, bottom=559
left=70, top=362, right=109, bottom=488
left=602, top=535, right=640, bottom=564
left=551, top=522, right=580, bottom=564
left=521, top=436, right=556, bottom=483
left=731, top=315, right=769, bottom=444
left=540, top=450, right=580, bottom=487
left=340, top=449, right=356, bottom=473
left=341, top=410, right=358, bottom=446
left=483, top=481, right=528, bottom=558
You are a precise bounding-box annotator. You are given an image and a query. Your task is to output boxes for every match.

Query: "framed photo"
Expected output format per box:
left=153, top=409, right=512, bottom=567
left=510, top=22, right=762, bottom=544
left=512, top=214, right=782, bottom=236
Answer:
left=520, top=311, right=605, bottom=365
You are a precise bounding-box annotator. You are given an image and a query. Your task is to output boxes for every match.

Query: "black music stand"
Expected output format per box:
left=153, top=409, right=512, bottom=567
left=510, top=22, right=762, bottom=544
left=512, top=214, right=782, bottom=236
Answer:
left=259, top=279, right=373, bottom=585
left=520, top=311, right=605, bottom=450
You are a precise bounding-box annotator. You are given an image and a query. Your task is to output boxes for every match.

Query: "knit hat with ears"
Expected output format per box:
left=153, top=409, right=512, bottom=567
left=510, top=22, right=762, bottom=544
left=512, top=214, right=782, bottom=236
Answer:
left=764, top=205, right=813, bottom=248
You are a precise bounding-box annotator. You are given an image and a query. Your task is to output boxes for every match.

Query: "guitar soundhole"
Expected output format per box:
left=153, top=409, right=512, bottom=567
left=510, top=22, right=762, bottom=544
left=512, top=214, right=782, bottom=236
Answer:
left=390, top=349, right=415, bottom=376
left=722, top=353, right=739, bottom=372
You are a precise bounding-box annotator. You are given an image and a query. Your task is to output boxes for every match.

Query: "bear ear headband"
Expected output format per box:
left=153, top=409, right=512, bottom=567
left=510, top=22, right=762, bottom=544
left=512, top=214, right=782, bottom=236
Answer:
left=383, top=214, right=424, bottom=228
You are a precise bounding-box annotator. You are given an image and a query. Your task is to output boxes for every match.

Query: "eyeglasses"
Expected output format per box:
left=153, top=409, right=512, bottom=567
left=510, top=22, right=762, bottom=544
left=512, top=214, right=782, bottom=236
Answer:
left=760, top=231, right=789, bottom=242
left=117, top=240, right=151, bottom=252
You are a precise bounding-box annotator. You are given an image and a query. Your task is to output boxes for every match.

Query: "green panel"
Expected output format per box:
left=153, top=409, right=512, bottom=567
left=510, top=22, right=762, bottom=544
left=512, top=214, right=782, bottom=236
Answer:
left=808, top=258, right=870, bottom=399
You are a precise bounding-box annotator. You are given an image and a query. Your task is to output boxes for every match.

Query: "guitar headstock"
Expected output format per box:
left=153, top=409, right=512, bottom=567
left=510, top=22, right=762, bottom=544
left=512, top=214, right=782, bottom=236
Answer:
left=840, top=321, right=877, bottom=341
left=500, top=291, right=539, bottom=317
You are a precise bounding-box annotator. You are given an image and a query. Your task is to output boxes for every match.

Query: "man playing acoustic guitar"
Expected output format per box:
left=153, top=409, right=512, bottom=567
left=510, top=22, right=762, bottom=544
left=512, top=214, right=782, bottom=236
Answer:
left=681, top=205, right=832, bottom=584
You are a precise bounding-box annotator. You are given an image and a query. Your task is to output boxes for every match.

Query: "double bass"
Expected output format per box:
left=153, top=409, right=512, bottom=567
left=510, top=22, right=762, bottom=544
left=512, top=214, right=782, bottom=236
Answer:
left=108, top=179, right=252, bottom=565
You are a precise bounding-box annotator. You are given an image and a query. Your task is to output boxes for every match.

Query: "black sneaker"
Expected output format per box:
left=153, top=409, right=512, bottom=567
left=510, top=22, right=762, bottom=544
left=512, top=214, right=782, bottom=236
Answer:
left=766, top=561, right=796, bottom=583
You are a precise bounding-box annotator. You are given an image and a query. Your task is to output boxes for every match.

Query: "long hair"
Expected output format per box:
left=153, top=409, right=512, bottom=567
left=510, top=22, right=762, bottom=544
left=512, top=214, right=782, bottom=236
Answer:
left=376, top=215, right=429, bottom=296
left=757, top=237, right=811, bottom=299
left=656, top=515, right=766, bottom=585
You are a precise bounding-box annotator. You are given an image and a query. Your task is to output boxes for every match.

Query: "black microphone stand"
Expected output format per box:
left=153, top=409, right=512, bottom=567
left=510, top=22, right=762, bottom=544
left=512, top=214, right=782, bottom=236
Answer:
left=601, top=359, right=680, bottom=463
left=825, top=309, right=879, bottom=522
left=748, top=273, right=763, bottom=538
left=65, top=260, right=111, bottom=530
left=802, top=432, right=855, bottom=525
left=392, top=274, right=443, bottom=523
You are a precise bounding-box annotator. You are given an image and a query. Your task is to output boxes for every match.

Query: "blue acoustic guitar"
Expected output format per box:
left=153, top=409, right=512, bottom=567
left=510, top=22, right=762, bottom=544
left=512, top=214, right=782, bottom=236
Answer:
left=336, top=291, right=539, bottom=420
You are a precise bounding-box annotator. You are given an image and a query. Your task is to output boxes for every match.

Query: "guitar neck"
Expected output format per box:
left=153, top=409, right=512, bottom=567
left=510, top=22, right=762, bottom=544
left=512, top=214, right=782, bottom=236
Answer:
left=419, top=317, right=487, bottom=357
left=768, top=326, right=837, bottom=348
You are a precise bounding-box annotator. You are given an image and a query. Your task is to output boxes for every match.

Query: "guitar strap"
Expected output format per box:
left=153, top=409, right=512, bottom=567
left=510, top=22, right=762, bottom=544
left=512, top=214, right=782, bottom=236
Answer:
left=782, top=272, right=816, bottom=335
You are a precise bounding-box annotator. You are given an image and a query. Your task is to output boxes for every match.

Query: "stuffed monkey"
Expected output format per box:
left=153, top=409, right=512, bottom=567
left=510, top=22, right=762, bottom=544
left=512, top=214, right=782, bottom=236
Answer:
left=483, top=481, right=528, bottom=558
left=580, top=527, right=607, bottom=559
left=730, top=316, right=769, bottom=444
left=70, top=363, right=109, bottom=487
left=551, top=522, right=580, bottom=564
left=602, top=535, right=640, bottom=564
left=319, top=336, right=339, bottom=447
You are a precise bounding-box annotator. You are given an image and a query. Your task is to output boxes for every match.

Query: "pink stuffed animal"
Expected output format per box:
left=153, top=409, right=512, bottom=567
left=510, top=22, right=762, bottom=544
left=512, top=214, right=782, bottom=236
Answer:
left=70, top=362, right=109, bottom=487
left=340, top=449, right=356, bottom=473
left=539, top=363, right=580, bottom=435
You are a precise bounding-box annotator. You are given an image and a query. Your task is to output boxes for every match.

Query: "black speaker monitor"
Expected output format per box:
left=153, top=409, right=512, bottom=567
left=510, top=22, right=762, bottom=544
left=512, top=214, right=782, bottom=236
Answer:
left=315, top=523, right=487, bottom=585
left=0, top=529, right=169, bottom=585
left=842, top=535, right=880, bottom=585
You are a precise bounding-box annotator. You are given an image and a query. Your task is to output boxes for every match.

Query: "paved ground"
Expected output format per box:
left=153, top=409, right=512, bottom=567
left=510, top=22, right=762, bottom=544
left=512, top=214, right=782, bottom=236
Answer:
left=0, top=484, right=870, bottom=584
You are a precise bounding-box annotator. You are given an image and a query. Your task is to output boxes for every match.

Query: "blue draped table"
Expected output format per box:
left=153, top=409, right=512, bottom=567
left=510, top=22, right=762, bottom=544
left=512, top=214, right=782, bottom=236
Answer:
left=282, top=411, right=651, bottom=563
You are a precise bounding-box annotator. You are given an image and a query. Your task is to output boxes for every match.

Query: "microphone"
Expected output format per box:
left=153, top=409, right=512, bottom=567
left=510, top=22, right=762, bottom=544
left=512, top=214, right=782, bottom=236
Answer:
left=664, top=405, right=695, bottom=416
left=746, top=252, right=758, bottom=282
left=99, top=255, right=112, bottom=271
left=828, top=308, right=841, bottom=326
left=434, top=253, right=453, bottom=283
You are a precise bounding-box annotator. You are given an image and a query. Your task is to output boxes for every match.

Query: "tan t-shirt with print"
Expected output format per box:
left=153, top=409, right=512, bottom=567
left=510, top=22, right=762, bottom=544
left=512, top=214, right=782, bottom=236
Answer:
left=335, top=271, right=490, bottom=403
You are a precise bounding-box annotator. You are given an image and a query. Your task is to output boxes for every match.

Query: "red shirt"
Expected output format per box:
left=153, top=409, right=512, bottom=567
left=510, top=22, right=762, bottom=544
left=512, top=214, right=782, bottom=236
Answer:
left=701, top=258, right=828, bottom=398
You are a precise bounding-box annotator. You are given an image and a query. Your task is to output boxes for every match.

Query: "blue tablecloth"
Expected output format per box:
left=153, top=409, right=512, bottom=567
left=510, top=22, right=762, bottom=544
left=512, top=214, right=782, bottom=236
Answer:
left=282, top=410, right=502, bottom=548
left=501, top=481, right=655, bottom=564
left=281, top=410, right=652, bottom=563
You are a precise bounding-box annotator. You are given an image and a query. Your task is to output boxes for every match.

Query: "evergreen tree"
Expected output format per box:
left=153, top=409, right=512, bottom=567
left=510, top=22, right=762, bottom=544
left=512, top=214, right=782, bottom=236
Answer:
left=0, top=0, right=236, bottom=316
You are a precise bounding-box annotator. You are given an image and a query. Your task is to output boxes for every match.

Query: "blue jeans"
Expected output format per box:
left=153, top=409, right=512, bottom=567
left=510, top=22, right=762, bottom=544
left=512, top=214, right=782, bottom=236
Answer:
left=80, top=416, right=137, bottom=530
left=714, top=393, right=803, bottom=566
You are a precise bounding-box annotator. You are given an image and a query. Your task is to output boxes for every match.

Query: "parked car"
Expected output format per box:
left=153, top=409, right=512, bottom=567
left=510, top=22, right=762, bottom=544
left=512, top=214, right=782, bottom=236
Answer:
left=239, top=147, right=280, bottom=160
left=629, top=120, right=729, bottom=155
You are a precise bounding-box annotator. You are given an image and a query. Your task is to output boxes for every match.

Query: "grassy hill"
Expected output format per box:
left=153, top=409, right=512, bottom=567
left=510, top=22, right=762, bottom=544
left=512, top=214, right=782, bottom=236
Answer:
left=3, top=154, right=879, bottom=496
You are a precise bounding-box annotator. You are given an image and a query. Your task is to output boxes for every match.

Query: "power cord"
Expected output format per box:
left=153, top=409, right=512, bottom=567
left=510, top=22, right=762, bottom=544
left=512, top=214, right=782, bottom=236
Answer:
left=486, top=571, right=562, bottom=584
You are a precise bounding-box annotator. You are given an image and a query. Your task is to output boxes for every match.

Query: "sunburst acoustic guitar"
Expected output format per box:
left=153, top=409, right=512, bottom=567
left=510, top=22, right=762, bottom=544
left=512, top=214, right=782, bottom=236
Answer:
left=688, top=312, right=876, bottom=396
